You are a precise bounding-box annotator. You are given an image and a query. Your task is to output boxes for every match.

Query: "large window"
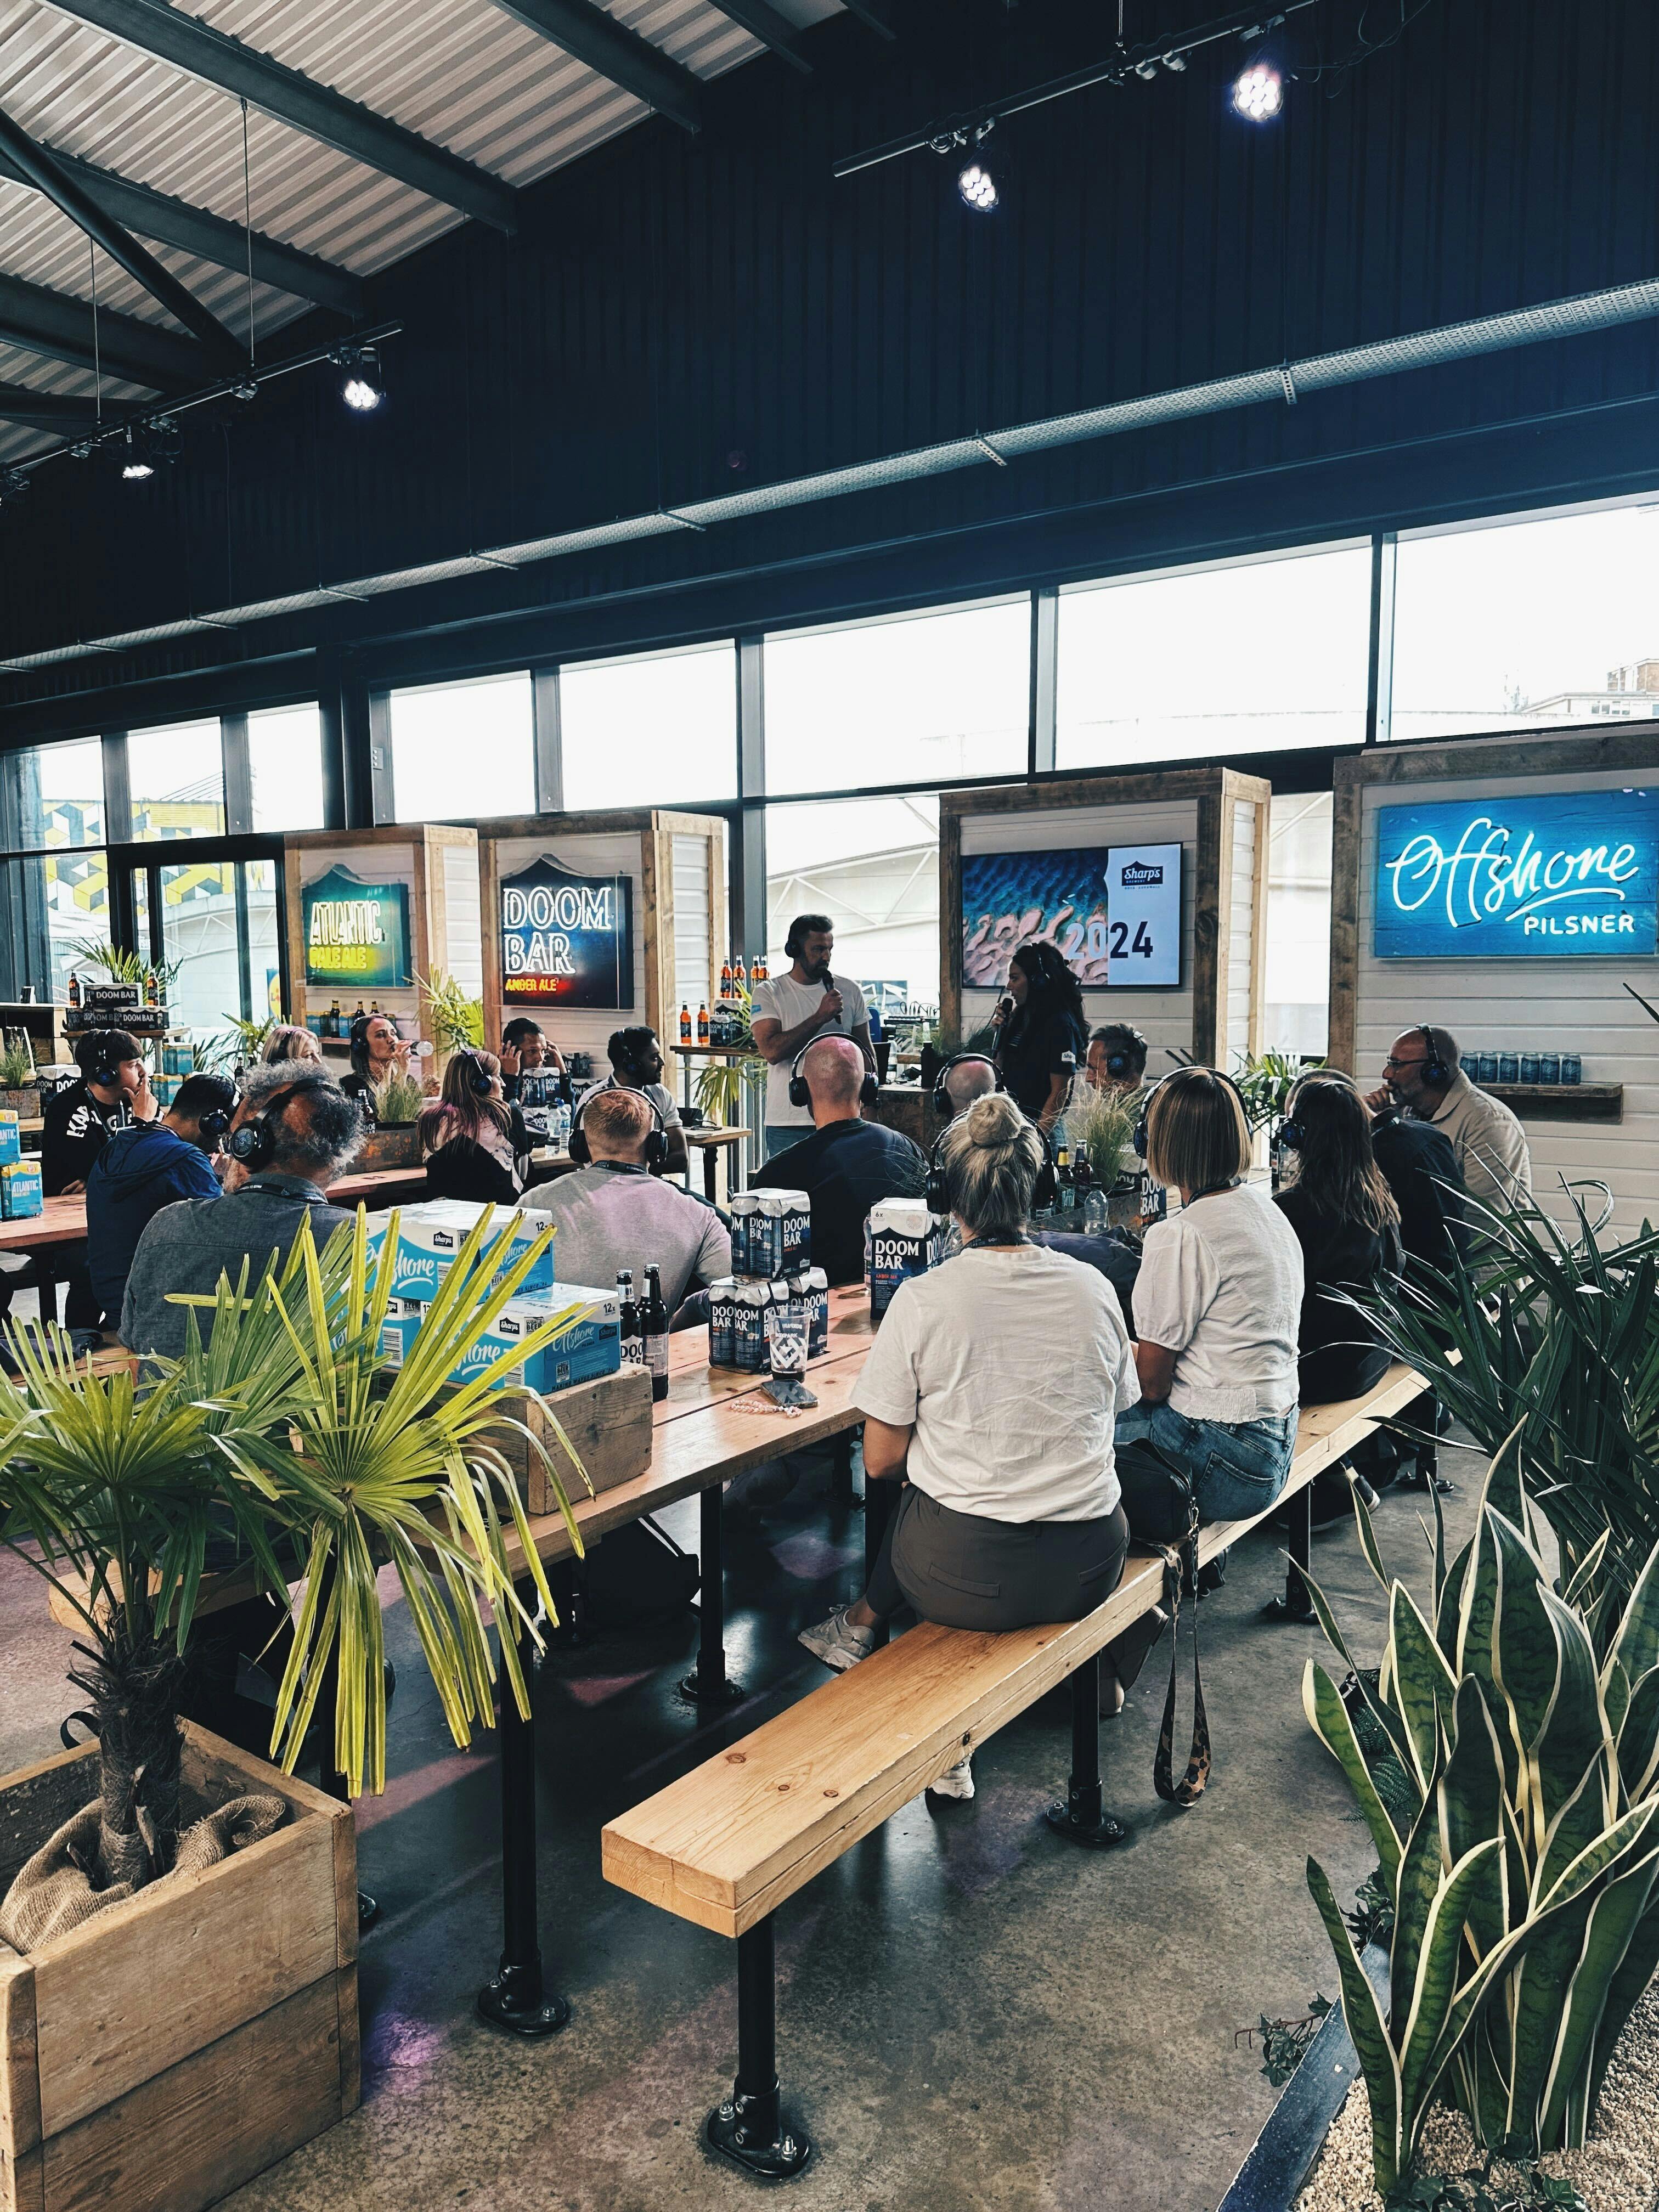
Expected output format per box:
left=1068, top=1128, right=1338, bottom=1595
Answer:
left=560, top=642, right=737, bottom=811
left=1057, top=545, right=1373, bottom=770
left=1390, top=502, right=1659, bottom=743
left=389, top=672, right=534, bottom=823
left=248, top=703, right=326, bottom=831
left=0, top=739, right=111, bottom=1005
left=127, top=719, right=225, bottom=839
left=765, top=794, right=941, bottom=1017
left=764, top=601, right=1029, bottom=797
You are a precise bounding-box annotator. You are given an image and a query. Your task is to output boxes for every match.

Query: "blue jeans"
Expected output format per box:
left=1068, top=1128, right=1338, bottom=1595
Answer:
left=765, top=1124, right=810, bottom=1163
left=1115, top=1401, right=1299, bottom=1524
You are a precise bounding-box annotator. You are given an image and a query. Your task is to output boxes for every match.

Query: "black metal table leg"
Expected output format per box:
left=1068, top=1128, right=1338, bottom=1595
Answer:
left=706, top=1915, right=812, bottom=2179
left=830, top=1429, right=855, bottom=1511
left=680, top=1484, right=746, bottom=1706
left=1263, top=1482, right=1317, bottom=1621
left=477, top=1590, right=570, bottom=2037
left=862, top=1477, right=897, bottom=1649
left=1043, top=1653, right=1127, bottom=1849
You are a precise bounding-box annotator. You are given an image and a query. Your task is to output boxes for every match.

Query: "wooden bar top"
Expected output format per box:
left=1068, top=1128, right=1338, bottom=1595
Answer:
left=0, top=1166, right=430, bottom=1250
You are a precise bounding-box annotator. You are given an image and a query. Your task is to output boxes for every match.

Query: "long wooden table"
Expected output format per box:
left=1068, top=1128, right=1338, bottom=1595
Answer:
left=0, top=1166, right=428, bottom=1257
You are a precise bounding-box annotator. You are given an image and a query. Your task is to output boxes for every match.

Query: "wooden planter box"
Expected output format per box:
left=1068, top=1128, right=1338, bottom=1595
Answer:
left=0, top=1724, right=357, bottom=2212
left=0, top=1092, right=38, bottom=1120
left=353, top=1125, right=420, bottom=1171
left=476, top=1364, right=654, bottom=1516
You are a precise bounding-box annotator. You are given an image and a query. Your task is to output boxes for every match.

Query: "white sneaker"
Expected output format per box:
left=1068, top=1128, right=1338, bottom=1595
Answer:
left=798, top=1606, right=877, bottom=1672
left=929, top=1753, right=974, bottom=1801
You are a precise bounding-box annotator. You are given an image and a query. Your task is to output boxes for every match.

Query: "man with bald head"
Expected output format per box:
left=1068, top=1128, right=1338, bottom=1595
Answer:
left=938, top=1052, right=999, bottom=1122
left=752, top=1034, right=927, bottom=1285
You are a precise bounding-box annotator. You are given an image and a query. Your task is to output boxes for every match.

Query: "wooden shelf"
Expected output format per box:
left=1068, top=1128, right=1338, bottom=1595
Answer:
left=1486, top=1082, right=1623, bottom=1121
left=671, top=1041, right=755, bottom=1058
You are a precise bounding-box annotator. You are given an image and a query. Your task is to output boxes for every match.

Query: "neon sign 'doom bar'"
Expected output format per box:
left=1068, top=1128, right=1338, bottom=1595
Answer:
left=1373, top=792, right=1659, bottom=959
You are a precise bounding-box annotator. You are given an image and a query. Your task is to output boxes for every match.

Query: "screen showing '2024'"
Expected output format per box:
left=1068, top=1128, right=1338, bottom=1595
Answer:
left=1373, top=791, right=1659, bottom=959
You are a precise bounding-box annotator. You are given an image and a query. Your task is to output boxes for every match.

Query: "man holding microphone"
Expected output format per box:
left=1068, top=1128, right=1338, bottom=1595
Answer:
left=749, top=913, right=876, bottom=1161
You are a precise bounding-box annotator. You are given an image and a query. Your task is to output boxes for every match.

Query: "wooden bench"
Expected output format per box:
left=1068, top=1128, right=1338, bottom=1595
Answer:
left=600, top=1359, right=1427, bottom=2179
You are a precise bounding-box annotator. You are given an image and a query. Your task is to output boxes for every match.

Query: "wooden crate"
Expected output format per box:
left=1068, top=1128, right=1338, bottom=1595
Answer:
left=353, top=1125, right=420, bottom=1171
left=0, top=1725, right=357, bottom=2212
left=477, top=1363, right=654, bottom=1516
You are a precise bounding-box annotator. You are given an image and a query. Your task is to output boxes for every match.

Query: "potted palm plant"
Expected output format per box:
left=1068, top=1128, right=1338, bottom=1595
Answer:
left=0, top=1030, right=41, bottom=1119
left=0, top=1206, right=589, bottom=2212
left=360, top=1065, right=426, bottom=1169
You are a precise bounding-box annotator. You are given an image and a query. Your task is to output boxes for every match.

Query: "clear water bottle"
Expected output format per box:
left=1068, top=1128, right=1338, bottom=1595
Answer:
left=1083, top=1187, right=1110, bottom=1233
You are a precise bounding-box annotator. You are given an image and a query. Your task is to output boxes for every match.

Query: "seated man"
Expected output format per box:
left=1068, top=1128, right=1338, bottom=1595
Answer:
left=607, top=1025, right=690, bottom=1178
left=121, top=1066, right=362, bottom=1360
left=539, top=1087, right=729, bottom=1308
left=1085, top=1023, right=1148, bottom=1099
left=935, top=1052, right=998, bottom=1125
left=1365, top=1023, right=1530, bottom=1217
left=86, top=1072, right=236, bottom=1329
left=500, top=1017, right=567, bottom=1103
left=756, top=1036, right=927, bottom=1285
left=41, top=1028, right=161, bottom=1330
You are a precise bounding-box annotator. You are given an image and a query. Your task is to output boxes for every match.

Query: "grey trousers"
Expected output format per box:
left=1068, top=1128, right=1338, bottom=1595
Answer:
left=867, top=1483, right=1131, bottom=1634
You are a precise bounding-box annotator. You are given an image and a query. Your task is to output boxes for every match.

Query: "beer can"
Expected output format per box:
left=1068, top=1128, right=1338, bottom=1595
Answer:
left=1561, top=1054, right=1582, bottom=1085
left=1520, top=1053, right=1540, bottom=1084
left=1476, top=1052, right=1498, bottom=1084
left=1538, top=1053, right=1560, bottom=1085
left=1498, top=1053, right=1519, bottom=1084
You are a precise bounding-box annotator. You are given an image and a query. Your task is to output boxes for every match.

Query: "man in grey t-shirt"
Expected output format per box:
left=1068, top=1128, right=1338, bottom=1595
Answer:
left=541, top=1087, right=730, bottom=1311
left=749, top=913, right=874, bottom=1160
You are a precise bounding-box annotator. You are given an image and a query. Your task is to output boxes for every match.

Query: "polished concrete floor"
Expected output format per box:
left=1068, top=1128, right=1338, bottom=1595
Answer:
left=0, top=1445, right=1483, bottom=2212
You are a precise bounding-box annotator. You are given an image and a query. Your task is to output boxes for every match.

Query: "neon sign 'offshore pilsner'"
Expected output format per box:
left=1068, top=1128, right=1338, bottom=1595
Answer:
left=1374, top=792, right=1659, bottom=959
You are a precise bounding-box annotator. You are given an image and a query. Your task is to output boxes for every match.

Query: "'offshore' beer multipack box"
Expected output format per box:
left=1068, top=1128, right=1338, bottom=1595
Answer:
left=366, top=1198, right=557, bottom=1301
left=379, top=1282, right=621, bottom=1393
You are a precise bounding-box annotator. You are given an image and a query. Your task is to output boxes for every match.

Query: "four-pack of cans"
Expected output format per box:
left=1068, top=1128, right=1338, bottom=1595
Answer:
left=865, top=1197, right=947, bottom=1322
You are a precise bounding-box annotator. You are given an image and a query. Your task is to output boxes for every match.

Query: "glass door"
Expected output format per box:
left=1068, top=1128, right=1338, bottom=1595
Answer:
left=117, top=839, right=289, bottom=1051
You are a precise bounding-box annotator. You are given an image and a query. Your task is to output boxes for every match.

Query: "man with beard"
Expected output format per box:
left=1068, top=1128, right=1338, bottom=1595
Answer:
left=749, top=913, right=875, bottom=1162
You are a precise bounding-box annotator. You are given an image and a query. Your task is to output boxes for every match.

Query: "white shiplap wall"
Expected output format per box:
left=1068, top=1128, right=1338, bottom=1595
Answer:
left=492, top=832, right=645, bottom=1062
left=961, top=801, right=1198, bottom=1071
left=673, top=834, right=713, bottom=1017
left=441, top=841, right=483, bottom=998
left=1356, top=763, right=1659, bottom=1233
left=1225, top=798, right=1258, bottom=1067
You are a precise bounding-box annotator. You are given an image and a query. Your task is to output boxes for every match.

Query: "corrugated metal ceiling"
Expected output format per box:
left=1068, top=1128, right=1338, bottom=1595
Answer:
left=0, top=0, right=841, bottom=457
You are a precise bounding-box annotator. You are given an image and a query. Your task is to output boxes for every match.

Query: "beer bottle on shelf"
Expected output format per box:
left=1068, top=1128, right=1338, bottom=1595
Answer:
left=720, top=958, right=733, bottom=998
left=329, top=999, right=342, bottom=1038
left=697, top=1003, right=709, bottom=1045
left=733, top=955, right=747, bottom=990
left=353, top=998, right=366, bottom=1023
left=617, top=1271, right=642, bottom=1369
left=66, top=970, right=80, bottom=1012
left=679, top=1004, right=692, bottom=1045
left=1073, top=1149, right=1094, bottom=1217
left=753, top=955, right=768, bottom=983
left=144, top=967, right=160, bottom=1009
left=641, top=1265, right=669, bottom=1402
left=1054, top=1143, right=1076, bottom=1214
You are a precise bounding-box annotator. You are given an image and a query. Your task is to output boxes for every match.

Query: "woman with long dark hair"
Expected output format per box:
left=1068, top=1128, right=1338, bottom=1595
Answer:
left=1274, top=1072, right=1402, bottom=1404
left=989, top=939, right=1089, bottom=1126
left=418, top=1048, right=531, bottom=1205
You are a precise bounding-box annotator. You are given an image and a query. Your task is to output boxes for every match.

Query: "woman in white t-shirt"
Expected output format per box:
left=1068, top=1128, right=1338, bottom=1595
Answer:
left=798, top=1093, right=1142, bottom=1795
left=1115, top=1068, right=1304, bottom=1521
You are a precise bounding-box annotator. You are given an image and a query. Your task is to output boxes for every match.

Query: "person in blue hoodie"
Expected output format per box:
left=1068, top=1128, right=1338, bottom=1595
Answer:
left=84, top=1073, right=237, bottom=1330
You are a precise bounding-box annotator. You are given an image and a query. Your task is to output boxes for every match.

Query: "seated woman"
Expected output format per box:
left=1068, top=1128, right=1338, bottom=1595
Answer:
left=1274, top=1073, right=1402, bottom=1406
left=797, top=1092, right=1140, bottom=1801
left=1114, top=1066, right=1304, bottom=1522
left=259, top=1024, right=324, bottom=1068
left=418, top=1048, right=532, bottom=1205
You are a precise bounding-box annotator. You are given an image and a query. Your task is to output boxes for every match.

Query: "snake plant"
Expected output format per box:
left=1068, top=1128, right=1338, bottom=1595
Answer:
left=1303, top=1442, right=1659, bottom=2196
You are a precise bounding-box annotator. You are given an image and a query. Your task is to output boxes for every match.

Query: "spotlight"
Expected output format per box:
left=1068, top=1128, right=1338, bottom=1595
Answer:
left=119, top=418, right=177, bottom=482
left=0, top=469, right=29, bottom=505
left=1163, top=52, right=1187, bottom=71
left=957, top=159, right=998, bottom=211
left=335, top=343, right=384, bottom=412
left=1232, top=58, right=1283, bottom=120
left=1134, top=57, right=1158, bottom=78
left=120, top=427, right=154, bottom=481
left=232, top=379, right=259, bottom=404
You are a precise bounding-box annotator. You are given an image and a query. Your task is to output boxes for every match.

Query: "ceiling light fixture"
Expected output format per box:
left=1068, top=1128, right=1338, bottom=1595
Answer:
left=1232, top=56, right=1284, bottom=119
left=949, top=120, right=1000, bottom=212
left=335, top=343, right=385, bottom=413
left=0, top=469, right=29, bottom=505
left=120, top=427, right=154, bottom=481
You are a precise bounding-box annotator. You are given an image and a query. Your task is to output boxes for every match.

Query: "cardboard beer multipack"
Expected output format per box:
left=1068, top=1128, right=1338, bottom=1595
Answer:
left=1, top=1158, right=42, bottom=1219
left=866, top=1197, right=946, bottom=1321
left=0, top=1111, right=19, bottom=1166
left=729, top=1189, right=811, bottom=1279
left=708, top=1265, right=829, bottom=1372
left=379, top=1281, right=620, bottom=1393
left=366, top=1197, right=557, bottom=1301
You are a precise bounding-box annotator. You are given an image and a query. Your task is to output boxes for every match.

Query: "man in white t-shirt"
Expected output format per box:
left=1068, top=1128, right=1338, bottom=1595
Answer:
left=749, top=913, right=874, bottom=1160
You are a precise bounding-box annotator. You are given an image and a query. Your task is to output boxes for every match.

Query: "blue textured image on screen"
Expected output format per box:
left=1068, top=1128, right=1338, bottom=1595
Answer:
left=962, top=848, right=1113, bottom=987
left=1374, top=791, right=1659, bottom=960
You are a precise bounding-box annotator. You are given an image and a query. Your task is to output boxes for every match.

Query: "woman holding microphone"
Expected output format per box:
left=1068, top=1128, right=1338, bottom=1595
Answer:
left=990, top=940, right=1089, bottom=1127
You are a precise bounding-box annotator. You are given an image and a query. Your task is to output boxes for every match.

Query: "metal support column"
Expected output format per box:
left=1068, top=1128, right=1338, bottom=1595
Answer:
left=705, top=1914, right=812, bottom=2179
left=1263, top=1486, right=1317, bottom=1622
left=1043, top=1653, right=1127, bottom=1848
left=680, top=1483, right=745, bottom=1706
left=476, top=1585, right=571, bottom=2036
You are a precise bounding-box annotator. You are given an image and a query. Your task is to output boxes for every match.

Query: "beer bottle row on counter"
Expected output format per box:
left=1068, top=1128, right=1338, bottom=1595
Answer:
left=616, top=1266, right=670, bottom=1401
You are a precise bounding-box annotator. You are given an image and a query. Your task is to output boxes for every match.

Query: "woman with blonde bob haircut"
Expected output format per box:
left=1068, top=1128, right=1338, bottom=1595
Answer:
left=798, top=1091, right=1144, bottom=1801
left=1115, top=1066, right=1305, bottom=1521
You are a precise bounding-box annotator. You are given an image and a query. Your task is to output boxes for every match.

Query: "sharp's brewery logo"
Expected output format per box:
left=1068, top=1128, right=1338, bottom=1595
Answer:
left=500, top=854, right=634, bottom=1009
left=1120, top=859, right=1164, bottom=887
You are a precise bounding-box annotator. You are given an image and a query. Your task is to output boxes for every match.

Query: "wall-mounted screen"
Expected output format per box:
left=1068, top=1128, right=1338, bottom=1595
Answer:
left=961, top=843, right=1182, bottom=989
left=1374, top=791, right=1659, bottom=958
left=500, top=854, right=633, bottom=1008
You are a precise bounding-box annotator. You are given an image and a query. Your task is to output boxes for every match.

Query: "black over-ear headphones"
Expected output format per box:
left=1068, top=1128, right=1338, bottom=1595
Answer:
left=80, top=1031, right=122, bottom=1089
left=1100, top=1025, right=1148, bottom=1080
left=225, top=1076, right=333, bottom=1170
left=194, top=1077, right=237, bottom=1144
left=931, top=1052, right=1003, bottom=1118
left=568, top=1082, right=669, bottom=1172
left=924, top=1111, right=1058, bottom=1217
left=460, top=1049, right=495, bottom=1097
left=1418, top=1021, right=1450, bottom=1088
left=1133, top=1065, right=1251, bottom=1166
left=789, top=1039, right=878, bottom=1111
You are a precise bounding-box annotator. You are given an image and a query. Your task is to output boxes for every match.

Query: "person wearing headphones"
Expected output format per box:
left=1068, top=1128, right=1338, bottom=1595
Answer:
left=1273, top=1073, right=1402, bottom=1407
left=120, top=1066, right=363, bottom=1361
left=84, top=1073, right=237, bottom=1330
left=988, top=940, right=1089, bottom=1127
left=43, top=1028, right=158, bottom=1197
left=749, top=913, right=874, bottom=1160
left=417, top=1048, right=534, bottom=1205
left=500, top=1017, right=566, bottom=1102
left=1363, top=1023, right=1530, bottom=1215
left=607, top=1025, right=690, bottom=1178
left=1086, top=1023, right=1149, bottom=1099
left=755, top=1036, right=926, bottom=1286
left=536, top=1086, right=730, bottom=1311
left=340, top=1011, right=413, bottom=1122
left=1114, top=1067, right=1304, bottom=1522
left=935, top=1051, right=999, bottom=1121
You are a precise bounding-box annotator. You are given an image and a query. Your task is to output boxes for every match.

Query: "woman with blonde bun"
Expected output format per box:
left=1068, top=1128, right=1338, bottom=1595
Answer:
left=798, top=1091, right=1142, bottom=1801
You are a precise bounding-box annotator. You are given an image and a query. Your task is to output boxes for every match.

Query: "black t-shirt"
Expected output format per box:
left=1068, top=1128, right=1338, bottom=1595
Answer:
left=1369, top=1115, right=1468, bottom=1276
left=1274, top=1184, right=1401, bottom=1406
left=996, top=1004, right=1088, bottom=1120
left=753, top=1118, right=928, bottom=1286
left=41, top=1079, right=133, bottom=1196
